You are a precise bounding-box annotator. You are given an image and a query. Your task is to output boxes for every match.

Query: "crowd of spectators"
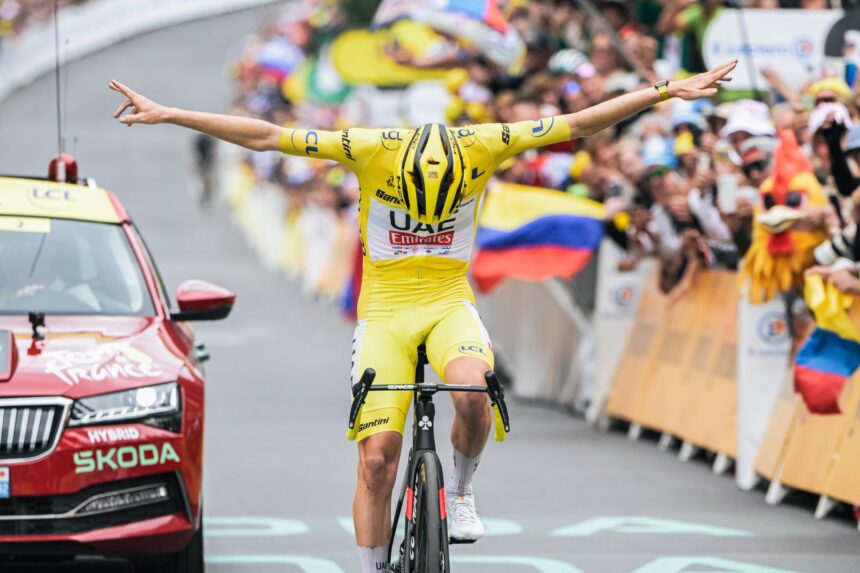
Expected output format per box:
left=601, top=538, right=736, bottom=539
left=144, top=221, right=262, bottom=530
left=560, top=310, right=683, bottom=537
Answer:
left=0, top=0, right=86, bottom=53
left=227, top=0, right=860, bottom=304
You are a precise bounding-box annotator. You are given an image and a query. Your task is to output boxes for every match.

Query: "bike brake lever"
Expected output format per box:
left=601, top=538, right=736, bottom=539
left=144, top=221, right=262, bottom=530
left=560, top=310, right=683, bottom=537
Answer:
left=484, top=371, right=510, bottom=433
left=349, top=368, right=376, bottom=429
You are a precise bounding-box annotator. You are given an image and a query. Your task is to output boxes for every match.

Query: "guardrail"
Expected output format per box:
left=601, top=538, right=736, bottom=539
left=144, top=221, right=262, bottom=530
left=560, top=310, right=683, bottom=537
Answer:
left=0, top=0, right=281, bottom=103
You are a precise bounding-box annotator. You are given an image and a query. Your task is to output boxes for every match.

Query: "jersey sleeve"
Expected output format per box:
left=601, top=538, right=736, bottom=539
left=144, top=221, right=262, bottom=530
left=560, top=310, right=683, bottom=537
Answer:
left=279, top=127, right=379, bottom=173
left=475, top=118, right=572, bottom=166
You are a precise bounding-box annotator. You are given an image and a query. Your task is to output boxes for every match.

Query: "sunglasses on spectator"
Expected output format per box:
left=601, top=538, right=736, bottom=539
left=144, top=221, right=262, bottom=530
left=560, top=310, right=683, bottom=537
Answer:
left=815, top=95, right=838, bottom=105
left=742, top=159, right=769, bottom=178
left=647, top=167, right=669, bottom=177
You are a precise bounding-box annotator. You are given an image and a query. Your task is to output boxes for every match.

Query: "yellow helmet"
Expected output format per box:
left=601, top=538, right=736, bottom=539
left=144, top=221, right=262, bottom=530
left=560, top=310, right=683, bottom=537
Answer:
left=397, top=123, right=469, bottom=224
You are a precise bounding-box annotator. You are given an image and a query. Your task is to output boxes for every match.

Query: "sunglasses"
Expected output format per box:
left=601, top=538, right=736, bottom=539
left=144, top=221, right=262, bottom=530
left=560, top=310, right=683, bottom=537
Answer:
left=742, top=159, right=769, bottom=178
left=815, top=95, right=838, bottom=105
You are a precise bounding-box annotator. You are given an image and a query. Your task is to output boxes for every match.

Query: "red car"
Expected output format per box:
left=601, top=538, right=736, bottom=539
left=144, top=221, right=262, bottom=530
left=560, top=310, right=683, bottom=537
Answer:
left=0, top=165, right=234, bottom=572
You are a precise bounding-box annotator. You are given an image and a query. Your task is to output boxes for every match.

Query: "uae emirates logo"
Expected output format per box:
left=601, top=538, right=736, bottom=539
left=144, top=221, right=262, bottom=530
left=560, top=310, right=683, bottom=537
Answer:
left=389, top=231, right=454, bottom=246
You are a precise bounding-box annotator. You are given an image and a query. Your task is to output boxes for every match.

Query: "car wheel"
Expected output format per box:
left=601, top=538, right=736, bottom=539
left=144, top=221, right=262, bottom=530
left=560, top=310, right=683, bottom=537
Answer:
left=135, top=519, right=204, bottom=573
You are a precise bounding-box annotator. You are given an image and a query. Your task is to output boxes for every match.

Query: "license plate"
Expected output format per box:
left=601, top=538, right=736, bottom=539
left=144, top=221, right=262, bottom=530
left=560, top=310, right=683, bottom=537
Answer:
left=0, top=467, right=9, bottom=498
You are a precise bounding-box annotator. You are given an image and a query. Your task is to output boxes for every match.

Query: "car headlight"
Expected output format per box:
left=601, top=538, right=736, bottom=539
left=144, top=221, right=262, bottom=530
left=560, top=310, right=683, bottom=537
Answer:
left=69, top=382, right=181, bottom=432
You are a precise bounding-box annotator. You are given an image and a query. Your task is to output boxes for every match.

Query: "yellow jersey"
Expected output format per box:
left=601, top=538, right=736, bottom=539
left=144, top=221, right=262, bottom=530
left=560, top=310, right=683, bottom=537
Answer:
left=279, top=119, right=572, bottom=281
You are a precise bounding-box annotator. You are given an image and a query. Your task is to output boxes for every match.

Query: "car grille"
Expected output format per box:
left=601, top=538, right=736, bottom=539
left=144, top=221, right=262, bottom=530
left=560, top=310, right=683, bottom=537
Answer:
left=0, top=398, right=69, bottom=461
left=0, top=473, right=185, bottom=536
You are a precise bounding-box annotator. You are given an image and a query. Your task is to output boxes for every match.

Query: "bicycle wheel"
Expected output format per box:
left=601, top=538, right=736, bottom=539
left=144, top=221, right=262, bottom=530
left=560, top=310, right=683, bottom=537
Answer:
left=404, top=451, right=450, bottom=573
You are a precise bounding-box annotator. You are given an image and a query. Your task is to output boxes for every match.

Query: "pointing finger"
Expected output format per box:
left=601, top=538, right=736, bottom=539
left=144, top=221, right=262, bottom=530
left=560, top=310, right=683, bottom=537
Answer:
left=109, top=80, right=137, bottom=99
left=113, top=98, right=132, bottom=118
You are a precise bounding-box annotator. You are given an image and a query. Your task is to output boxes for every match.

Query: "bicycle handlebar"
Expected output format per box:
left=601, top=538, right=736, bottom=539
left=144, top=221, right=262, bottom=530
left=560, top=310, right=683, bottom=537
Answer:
left=347, top=368, right=511, bottom=434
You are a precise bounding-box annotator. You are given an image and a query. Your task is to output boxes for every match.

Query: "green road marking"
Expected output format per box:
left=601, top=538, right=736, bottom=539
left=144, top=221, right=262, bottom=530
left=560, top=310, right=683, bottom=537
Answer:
left=206, top=517, right=309, bottom=537
left=632, top=557, right=803, bottom=573
left=451, top=556, right=583, bottom=572
left=480, top=517, right=524, bottom=535
left=206, top=555, right=344, bottom=572
left=551, top=517, right=751, bottom=537
left=338, top=516, right=522, bottom=536
left=336, top=516, right=354, bottom=535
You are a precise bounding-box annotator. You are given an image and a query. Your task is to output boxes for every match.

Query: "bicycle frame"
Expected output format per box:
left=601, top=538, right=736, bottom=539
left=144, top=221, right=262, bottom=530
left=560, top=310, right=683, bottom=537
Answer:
left=347, top=345, right=510, bottom=569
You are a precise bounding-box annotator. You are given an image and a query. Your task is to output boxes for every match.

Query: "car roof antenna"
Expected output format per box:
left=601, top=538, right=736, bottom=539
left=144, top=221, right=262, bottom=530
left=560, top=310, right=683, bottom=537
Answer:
left=48, top=0, right=76, bottom=184
left=29, top=312, right=46, bottom=341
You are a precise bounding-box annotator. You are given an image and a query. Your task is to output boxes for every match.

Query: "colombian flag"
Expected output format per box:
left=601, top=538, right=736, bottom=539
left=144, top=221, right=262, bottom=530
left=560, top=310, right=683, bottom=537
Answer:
left=340, top=238, right=364, bottom=322
left=794, top=274, right=860, bottom=414
left=472, top=183, right=605, bottom=294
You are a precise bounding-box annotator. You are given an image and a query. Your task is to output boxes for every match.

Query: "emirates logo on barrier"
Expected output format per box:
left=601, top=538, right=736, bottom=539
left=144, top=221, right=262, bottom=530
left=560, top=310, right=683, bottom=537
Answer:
left=389, top=231, right=454, bottom=246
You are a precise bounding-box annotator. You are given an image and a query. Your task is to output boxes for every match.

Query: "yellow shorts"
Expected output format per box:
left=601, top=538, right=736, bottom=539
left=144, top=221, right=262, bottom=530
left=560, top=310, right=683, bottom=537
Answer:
left=350, top=274, right=494, bottom=442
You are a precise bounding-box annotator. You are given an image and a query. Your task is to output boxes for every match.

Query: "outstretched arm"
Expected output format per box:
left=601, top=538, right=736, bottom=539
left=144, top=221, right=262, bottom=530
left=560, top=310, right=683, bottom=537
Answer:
left=565, top=60, right=737, bottom=139
left=109, top=80, right=282, bottom=152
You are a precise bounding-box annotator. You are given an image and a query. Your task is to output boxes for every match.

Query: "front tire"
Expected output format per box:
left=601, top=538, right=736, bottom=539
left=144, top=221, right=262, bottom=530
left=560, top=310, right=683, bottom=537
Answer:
left=405, top=452, right=449, bottom=573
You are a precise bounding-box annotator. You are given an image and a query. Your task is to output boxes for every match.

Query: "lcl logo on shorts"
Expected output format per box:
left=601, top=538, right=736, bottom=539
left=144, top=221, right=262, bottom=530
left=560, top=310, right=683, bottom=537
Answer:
left=458, top=345, right=485, bottom=356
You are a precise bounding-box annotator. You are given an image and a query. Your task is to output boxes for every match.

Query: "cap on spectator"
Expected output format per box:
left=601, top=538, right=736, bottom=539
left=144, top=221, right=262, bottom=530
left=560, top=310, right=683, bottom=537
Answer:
left=845, top=124, right=860, bottom=153
left=739, top=136, right=777, bottom=163
left=674, top=132, right=696, bottom=156
left=671, top=99, right=706, bottom=130
left=548, top=49, right=588, bottom=76
left=809, top=77, right=852, bottom=101
left=642, top=135, right=677, bottom=168
left=807, top=102, right=854, bottom=136
left=708, top=102, right=734, bottom=120
left=604, top=72, right=640, bottom=94
left=721, top=99, right=775, bottom=138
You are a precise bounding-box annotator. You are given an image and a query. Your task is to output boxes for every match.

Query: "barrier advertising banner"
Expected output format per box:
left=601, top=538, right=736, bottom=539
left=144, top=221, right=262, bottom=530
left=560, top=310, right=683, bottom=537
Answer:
left=702, top=9, right=844, bottom=90
left=736, top=294, right=792, bottom=490
left=587, top=242, right=653, bottom=423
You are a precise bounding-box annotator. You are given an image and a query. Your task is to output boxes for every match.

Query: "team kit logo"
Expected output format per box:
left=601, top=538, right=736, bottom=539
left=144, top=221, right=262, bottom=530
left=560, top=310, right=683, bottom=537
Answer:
left=530, top=117, right=555, bottom=138
left=388, top=212, right=456, bottom=247
left=367, top=193, right=476, bottom=261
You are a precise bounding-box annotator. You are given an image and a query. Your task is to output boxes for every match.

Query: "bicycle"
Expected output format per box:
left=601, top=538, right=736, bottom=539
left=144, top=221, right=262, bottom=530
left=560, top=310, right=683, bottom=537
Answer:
left=348, top=345, right=511, bottom=572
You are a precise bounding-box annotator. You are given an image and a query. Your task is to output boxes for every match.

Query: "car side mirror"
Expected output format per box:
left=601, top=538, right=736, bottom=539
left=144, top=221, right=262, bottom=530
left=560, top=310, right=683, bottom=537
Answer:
left=170, top=280, right=235, bottom=322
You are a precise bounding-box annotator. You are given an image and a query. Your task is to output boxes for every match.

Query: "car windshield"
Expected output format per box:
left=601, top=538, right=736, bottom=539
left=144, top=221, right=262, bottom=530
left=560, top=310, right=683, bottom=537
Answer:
left=0, top=216, right=154, bottom=316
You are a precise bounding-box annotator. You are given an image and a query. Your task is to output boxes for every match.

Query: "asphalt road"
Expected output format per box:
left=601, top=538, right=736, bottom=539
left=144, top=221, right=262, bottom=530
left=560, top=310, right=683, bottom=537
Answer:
left=0, top=6, right=859, bottom=573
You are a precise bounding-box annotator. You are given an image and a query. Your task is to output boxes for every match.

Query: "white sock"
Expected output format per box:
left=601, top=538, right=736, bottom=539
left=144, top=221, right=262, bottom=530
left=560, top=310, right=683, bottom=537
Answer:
left=447, top=449, right=480, bottom=495
left=358, top=546, right=389, bottom=572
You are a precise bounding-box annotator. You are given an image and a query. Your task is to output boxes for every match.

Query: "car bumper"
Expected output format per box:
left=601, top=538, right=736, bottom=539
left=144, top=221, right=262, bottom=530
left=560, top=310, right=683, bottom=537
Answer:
left=0, top=422, right=202, bottom=556
left=0, top=513, right=194, bottom=556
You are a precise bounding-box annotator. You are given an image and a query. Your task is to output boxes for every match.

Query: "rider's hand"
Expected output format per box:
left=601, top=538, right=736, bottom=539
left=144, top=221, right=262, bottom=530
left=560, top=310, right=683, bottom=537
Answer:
left=109, top=80, right=169, bottom=126
left=669, top=60, right=737, bottom=100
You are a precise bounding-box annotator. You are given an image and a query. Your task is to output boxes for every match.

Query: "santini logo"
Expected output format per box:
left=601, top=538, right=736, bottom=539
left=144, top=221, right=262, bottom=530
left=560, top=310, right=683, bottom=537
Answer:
left=358, top=417, right=389, bottom=432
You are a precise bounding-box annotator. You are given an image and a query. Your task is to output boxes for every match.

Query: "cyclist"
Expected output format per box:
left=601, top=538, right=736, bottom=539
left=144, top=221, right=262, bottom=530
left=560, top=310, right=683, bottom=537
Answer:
left=109, top=59, right=735, bottom=572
